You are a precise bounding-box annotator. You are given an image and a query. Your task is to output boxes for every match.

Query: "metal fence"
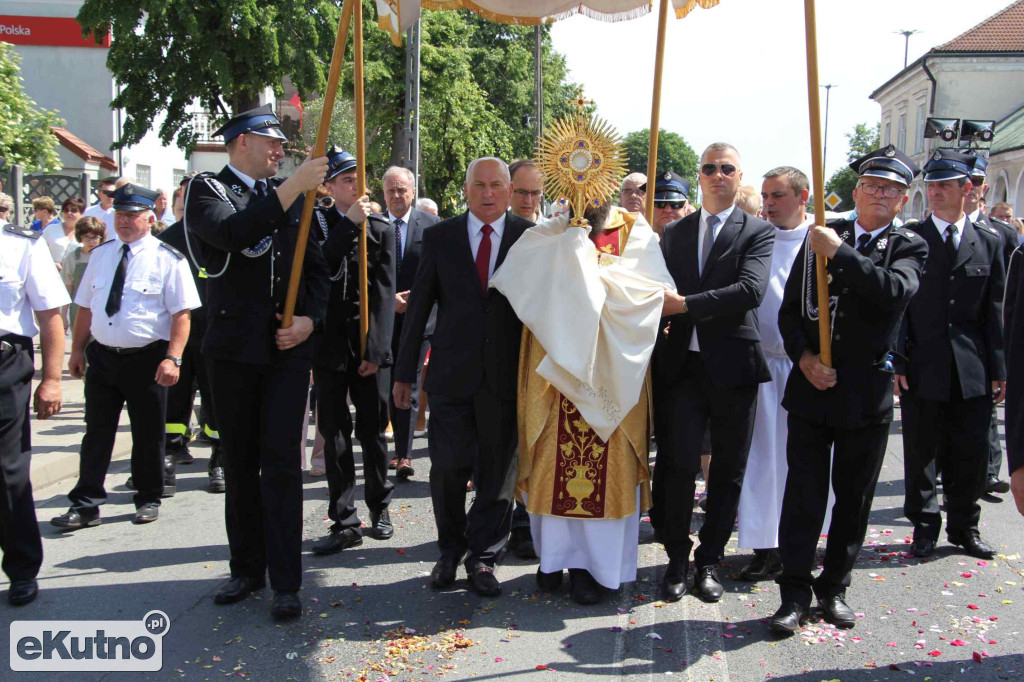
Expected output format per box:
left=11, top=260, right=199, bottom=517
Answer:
left=4, top=165, right=96, bottom=228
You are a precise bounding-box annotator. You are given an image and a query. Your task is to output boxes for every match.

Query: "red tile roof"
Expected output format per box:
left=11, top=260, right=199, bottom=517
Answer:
left=50, top=127, right=118, bottom=171
left=935, top=0, right=1024, bottom=52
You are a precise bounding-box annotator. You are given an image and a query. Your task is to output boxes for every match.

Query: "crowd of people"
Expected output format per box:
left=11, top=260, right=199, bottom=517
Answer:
left=1, top=105, right=1022, bottom=640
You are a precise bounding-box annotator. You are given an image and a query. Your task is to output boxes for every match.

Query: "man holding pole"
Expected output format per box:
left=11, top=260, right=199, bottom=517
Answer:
left=771, top=146, right=927, bottom=635
left=185, top=105, right=330, bottom=621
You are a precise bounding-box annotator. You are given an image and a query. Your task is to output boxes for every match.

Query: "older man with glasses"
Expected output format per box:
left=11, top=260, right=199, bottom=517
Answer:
left=618, top=172, right=647, bottom=215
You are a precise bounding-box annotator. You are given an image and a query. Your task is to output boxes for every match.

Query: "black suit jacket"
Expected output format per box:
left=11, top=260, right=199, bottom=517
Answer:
left=156, top=221, right=207, bottom=340
left=975, top=213, right=1018, bottom=269
left=184, top=167, right=330, bottom=366
left=780, top=220, right=927, bottom=428
left=394, top=211, right=529, bottom=399
left=311, top=208, right=396, bottom=371
left=897, top=216, right=1005, bottom=401
left=392, top=208, right=441, bottom=354
left=653, top=208, right=774, bottom=388
left=1003, top=248, right=1024, bottom=474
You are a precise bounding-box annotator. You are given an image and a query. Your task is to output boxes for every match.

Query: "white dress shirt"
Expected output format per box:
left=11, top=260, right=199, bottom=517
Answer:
left=75, top=233, right=201, bottom=347
left=227, top=164, right=260, bottom=191
left=968, top=208, right=982, bottom=223
left=83, top=203, right=115, bottom=234
left=388, top=208, right=413, bottom=256
left=690, top=204, right=736, bottom=352
left=931, top=213, right=967, bottom=250
left=0, top=229, right=71, bottom=337
left=467, top=211, right=506, bottom=281
left=41, top=222, right=75, bottom=263
left=853, top=219, right=894, bottom=249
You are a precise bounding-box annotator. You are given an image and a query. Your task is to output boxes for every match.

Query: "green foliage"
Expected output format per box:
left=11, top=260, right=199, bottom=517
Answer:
left=824, top=122, right=880, bottom=210
left=0, top=42, right=64, bottom=173
left=622, top=129, right=699, bottom=194
left=299, top=97, right=357, bottom=153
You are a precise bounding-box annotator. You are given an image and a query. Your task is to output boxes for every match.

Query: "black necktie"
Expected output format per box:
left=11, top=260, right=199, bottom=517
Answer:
left=856, top=233, right=873, bottom=254
left=105, top=244, right=129, bottom=317
left=393, top=218, right=404, bottom=272
left=944, top=224, right=958, bottom=262
left=254, top=180, right=267, bottom=198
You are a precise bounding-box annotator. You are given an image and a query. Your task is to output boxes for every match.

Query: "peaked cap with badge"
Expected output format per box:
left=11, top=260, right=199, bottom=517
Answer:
left=325, top=147, right=358, bottom=181
left=849, top=144, right=920, bottom=187
left=922, top=148, right=977, bottom=183
left=966, top=151, right=989, bottom=180
left=641, top=170, right=690, bottom=203
left=112, top=183, right=160, bottom=213
left=212, top=104, right=287, bottom=143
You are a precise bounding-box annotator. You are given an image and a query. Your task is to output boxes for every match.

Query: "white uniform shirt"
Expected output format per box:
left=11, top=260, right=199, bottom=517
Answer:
left=83, top=203, right=116, bottom=234
left=467, top=210, right=506, bottom=280
left=74, top=233, right=201, bottom=348
left=41, top=222, right=76, bottom=263
left=0, top=228, right=72, bottom=337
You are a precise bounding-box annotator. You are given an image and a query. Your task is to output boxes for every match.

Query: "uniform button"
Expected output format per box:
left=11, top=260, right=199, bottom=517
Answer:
left=949, top=299, right=955, bottom=305
left=275, top=276, right=281, bottom=282
left=842, top=288, right=849, bottom=294
left=838, top=268, right=844, bottom=274
left=221, top=309, right=226, bottom=314
left=276, top=251, right=281, bottom=257
left=274, top=229, right=279, bottom=234
left=484, top=338, right=492, bottom=345
left=950, top=276, right=955, bottom=281
left=834, top=334, right=841, bottom=341
left=837, top=311, right=845, bottom=318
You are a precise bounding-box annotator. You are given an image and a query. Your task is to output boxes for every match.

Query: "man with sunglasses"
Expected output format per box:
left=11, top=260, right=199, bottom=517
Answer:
left=83, top=177, right=121, bottom=234
left=642, top=170, right=690, bottom=235
left=896, top=149, right=1004, bottom=563
left=651, top=142, right=774, bottom=604
left=771, top=145, right=927, bottom=634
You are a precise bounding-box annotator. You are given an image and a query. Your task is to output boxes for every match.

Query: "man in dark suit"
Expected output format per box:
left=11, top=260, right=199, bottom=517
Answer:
left=185, top=105, right=330, bottom=620
left=651, top=142, right=775, bottom=604
left=770, top=145, right=927, bottom=635
left=384, top=166, right=440, bottom=479
left=1003, top=247, right=1024, bottom=515
left=393, top=157, right=529, bottom=597
left=310, top=148, right=396, bottom=555
left=897, top=149, right=1004, bottom=561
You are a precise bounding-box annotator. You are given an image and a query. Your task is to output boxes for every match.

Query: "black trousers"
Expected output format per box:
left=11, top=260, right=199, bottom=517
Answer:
left=777, top=415, right=889, bottom=607
left=0, top=335, right=42, bottom=581
left=165, top=340, right=218, bottom=448
left=901, top=384, right=990, bottom=542
left=314, top=364, right=393, bottom=531
left=389, top=338, right=429, bottom=461
left=69, top=341, right=168, bottom=510
left=428, top=383, right=517, bottom=568
left=209, top=358, right=307, bottom=592
left=651, top=352, right=758, bottom=567
left=987, top=404, right=1003, bottom=479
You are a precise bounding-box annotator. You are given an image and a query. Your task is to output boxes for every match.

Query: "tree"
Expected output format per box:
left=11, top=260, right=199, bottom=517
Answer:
left=622, top=129, right=699, bottom=195
left=0, top=43, right=64, bottom=173
left=299, top=97, right=356, bottom=154
left=824, top=122, right=880, bottom=211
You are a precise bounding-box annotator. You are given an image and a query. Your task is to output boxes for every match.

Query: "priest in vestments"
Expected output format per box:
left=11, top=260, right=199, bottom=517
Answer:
left=490, top=201, right=675, bottom=604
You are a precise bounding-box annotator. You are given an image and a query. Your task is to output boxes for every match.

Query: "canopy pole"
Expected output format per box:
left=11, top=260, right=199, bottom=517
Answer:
left=281, top=0, right=355, bottom=328
left=644, top=0, right=670, bottom=221
left=803, top=0, right=833, bottom=366
left=355, top=0, right=369, bottom=357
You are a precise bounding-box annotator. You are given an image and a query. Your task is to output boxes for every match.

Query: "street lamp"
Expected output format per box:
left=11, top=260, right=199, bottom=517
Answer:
left=895, top=29, right=920, bottom=69
left=821, top=84, right=837, bottom=175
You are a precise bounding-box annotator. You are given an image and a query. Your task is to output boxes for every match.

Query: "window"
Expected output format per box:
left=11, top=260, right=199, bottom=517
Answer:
left=883, top=122, right=891, bottom=146
left=915, top=105, right=926, bottom=154
left=136, top=164, right=152, bottom=188
left=897, top=114, right=907, bottom=152
left=173, top=168, right=186, bottom=187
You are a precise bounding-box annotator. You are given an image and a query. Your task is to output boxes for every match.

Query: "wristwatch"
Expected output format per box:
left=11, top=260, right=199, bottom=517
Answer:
left=165, top=355, right=182, bottom=367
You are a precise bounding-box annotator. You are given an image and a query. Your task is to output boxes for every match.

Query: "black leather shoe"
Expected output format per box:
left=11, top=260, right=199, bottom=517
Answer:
left=430, top=555, right=461, bottom=590
left=986, top=476, right=1011, bottom=494
left=910, top=537, right=935, bottom=558
left=124, top=476, right=135, bottom=491
left=739, top=549, right=782, bottom=581
left=536, top=568, right=563, bottom=592
left=468, top=565, right=501, bottom=597
left=693, top=565, right=725, bottom=603
left=770, top=601, right=810, bottom=635
left=509, top=527, right=538, bottom=560
left=312, top=527, right=362, bottom=554
left=174, top=447, right=194, bottom=465
left=209, top=446, right=226, bottom=493
left=949, top=532, right=996, bottom=559
left=50, top=507, right=101, bottom=530
left=818, top=594, right=856, bottom=628
left=162, top=454, right=176, bottom=498
left=569, top=569, right=602, bottom=605
left=396, top=459, right=415, bottom=479
left=370, top=508, right=394, bottom=540
left=214, top=576, right=266, bottom=604
left=271, top=591, right=301, bottom=620
left=8, top=579, right=38, bottom=606
left=660, top=558, right=688, bottom=602
left=133, top=502, right=160, bottom=524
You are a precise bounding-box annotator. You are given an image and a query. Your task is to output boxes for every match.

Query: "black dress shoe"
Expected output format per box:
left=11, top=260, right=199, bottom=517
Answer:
left=209, top=466, right=226, bottom=493
left=133, top=502, right=160, bottom=524
left=692, top=565, right=725, bottom=603
left=986, top=476, right=1011, bottom=494
left=818, top=594, right=856, bottom=628
left=430, top=555, right=461, bottom=590
left=536, top=568, right=563, bottom=592
left=739, top=548, right=782, bottom=581
left=396, top=459, right=415, bottom=479
left=949, top=532, right=996, bottom=559
left=162, top=454, right=176, bottom=498
left=271, top=591, right=302, bottom=620
left=509, top=527, right=538, bottom=560
left=174, top=447, right=194, bottom=465
left=468, top=565, right=501, bottom=597
left=50, top=507, right=101, bottom=530
left=910, top=537, right=935, bottom=558
left=370, top=508, right=394, bottom=540
left=312, top=527, right=362, bottom=554
left=770, top=601, right=810, bottom=635
left=8, top=579, right=38, bottom=606
left=660, top=558, right=688, bottom=602
left=569, top=569, right=603, bottom=605
left=214, top=576, right=266, bottom=604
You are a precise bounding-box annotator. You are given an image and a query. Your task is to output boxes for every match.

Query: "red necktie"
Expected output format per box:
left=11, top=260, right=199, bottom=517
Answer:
left=475, top=224, right=493, bottom=295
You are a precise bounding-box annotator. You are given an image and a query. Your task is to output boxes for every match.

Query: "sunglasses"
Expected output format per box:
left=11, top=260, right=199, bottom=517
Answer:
left=700, top=163, right=737, bottom=177
left=0, top=206, right=9, bottom=213
left=655, top=201, right=686, bottom=210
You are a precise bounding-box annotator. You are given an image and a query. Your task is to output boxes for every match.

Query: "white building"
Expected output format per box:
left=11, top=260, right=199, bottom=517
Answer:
left=870, top=0, right=1024, bottom=220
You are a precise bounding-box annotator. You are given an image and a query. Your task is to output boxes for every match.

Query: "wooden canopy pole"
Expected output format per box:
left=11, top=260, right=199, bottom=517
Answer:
left=644, top=0, right=670, bottom=221
left=803, top=0, right=833, bottom=366
left=354, top=1, right=369, bottom=358
left=281, top=0, right=356, bottom=328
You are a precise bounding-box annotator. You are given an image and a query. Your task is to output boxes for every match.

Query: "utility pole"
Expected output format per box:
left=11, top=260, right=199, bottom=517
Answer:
left=821, top=84, right=836, bottom=176
left=895, top=29, right=920, bottom=69
left=403, top=20, right=422, bottom=192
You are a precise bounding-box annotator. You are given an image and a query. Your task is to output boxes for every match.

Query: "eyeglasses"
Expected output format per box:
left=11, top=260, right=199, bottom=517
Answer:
left=316, top=197, right=335, bottom=209
left=81, top=234, right=103, bottom=242
left=858, top=183, right=904, bottom=199
left=655, top=201, right=686, bottom=210
left=513, top=189, right=543, bottom=199
left=701, top=163, right=737, bottom=177
left=0, top=206, right=9, bottom=213
left=620, top=188, right=645, bottom=197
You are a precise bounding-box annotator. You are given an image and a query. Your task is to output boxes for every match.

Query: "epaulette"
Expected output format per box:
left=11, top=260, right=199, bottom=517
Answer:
left=92, top=238, right=116, bottom=249
left=159, top=241, right=185, bottom=259
left=3, top=224, right=41, bottom=239
left=976, top=224, right=999, bottom=237
left=990, top=216, right=1014, bottom=230
left=889, top=226, right=917, bottom=239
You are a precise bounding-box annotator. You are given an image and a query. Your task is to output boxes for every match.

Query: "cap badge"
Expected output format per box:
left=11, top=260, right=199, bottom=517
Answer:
left=885, top=147, right=896, bottom=158
left=663, top=171, right=671, bottom=180
left=932, top=150, right=943, bottom=161
left=124, top=185, right=134, bottom=195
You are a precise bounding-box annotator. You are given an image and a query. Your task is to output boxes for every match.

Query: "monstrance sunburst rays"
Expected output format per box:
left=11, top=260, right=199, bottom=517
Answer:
left=535, top=97, right=627, bottom=228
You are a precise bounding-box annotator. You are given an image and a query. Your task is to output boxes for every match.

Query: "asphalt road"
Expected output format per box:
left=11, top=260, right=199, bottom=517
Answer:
left=5, top=405, right=1024, bottom=681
